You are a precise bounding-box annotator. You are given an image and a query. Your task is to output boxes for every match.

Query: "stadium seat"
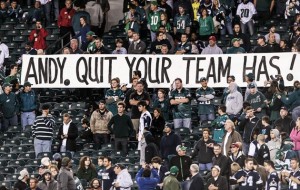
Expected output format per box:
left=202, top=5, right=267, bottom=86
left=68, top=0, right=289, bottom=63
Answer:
left=46, top=23, right=58, bottom=29
left=21, top=29, right=32, bottom=36
left=14, top=132, right=31, bottom=140
left=0, top=181, right=11, bottom=189
left=21, top=139, right=34, bottom=146
left=36, top=152, right=53, bottom=159
left=83, top=143, right=98, bottom=151
left=175, top=127, right=190, bottom=135
left=6, top=42, right=18, bottom=49
left=53, top=102, right=69, bottom=111
left=91, top=150, right=107, bottom=158
left=0, top=147, right=10, bottom=154
left=5, top=18, right=18, bottom=24
left=0, top=36, right=11, bottom=43
left=11, top=48, right=23, bottom=56
left=0, top=153, right=18, bottom=161
left=46, top=34, right=59, bottom=41
left=0, top=174, right=4, bottom=181
left=8, top=125, right=22, bottom=132
left=15, top=167, right=34, bottom=175
left=72, top=116, right=82, bottom=124
left=15, top=23, right=28, bottom=30
left=258, top=26, right=269, bottom=33
left=61, top=109, right=77, bottom=117
left=73, top=151, right=91, bottom=159
left=18, top=152, right=36, bottom=161
left=0, top=24, right=13, bottom=31
left=0, top=167, right=15, bottom=175
left=25, top=159, right=41, bottom=168
left=5, top=174, right=19, bottom=183
left=6, top=30, right=20, bottom=37
left=11, top=146, right=29, bottom=154
left=3, top=139, right=21, bottom=146
left=13, top=36, right=26, bottom=42
left=59, top=152, right=72, bottom=159
left=8, top=160, right=26, bottom=167
left=69, top=102, right=87, bottom=110
left=0, top=160, right=8, bottom=167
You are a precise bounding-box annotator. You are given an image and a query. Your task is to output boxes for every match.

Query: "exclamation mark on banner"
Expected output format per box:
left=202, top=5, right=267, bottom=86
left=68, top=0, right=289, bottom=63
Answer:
left=287, top=54, right=296, bottom=81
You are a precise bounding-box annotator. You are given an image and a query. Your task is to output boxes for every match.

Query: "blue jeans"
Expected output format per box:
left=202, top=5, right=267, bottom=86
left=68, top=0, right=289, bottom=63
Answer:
left=21, top=112, right=36, bottom=130
left=199, top=114, right=215, bottom=123
left=240, top=20, right=255, bottom=36
left=2, top=115, right=18, bottom=132
left=42, top=2, right=52, bottom=25
left=221, top=21, right=233, bottom=35
left=243, top=142, right=250, bottom=156
left=34, top=138, right=52, bottom=157
left=199, top=163, right=212, bottom=171
left=292, top=106, right=300, bottom=122
left=173, top=118, right=191, bottom=129
left=52, top=0, right=59, bottom=20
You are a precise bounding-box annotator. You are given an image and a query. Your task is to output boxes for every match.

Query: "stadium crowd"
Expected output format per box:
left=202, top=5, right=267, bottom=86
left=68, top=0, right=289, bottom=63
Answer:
left=0, top=0, right=300, bottom=190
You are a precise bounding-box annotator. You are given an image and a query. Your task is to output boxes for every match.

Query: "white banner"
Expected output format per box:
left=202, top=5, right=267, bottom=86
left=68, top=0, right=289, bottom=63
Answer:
left=21, top=53, right=299, bottom=88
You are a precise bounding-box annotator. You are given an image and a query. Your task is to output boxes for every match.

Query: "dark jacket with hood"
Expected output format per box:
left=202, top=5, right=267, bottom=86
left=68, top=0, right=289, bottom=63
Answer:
left=145, top=133, right=160, bottom=164
left=160, top=131, right=181, bottom=160
left=191, top=138, right=215, bottom=164
left=228, top=150, right=246, bottom=168
left=57, top=120, right=78, bottom=152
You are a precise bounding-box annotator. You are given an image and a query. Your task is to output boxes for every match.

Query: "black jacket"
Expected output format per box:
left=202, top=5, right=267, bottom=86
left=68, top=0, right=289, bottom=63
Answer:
left=232, top=32, right=251, bottom=52
left=207, top=176, right=228, bottom=190
left=79, top=127, right=93, bottom=143
left=274, top=116, right=295, bottom=134
left=191, top=138, right=215, bottom=164
left=160, top=131, right=181, bottom=159
left=14, top=180, right=28, bottom=190
left=212, top=155, right=230, bottom=177
left=170, top=155, right=192, bottom=182
left=145, top=142, right=160, bottom=164
left=256, top=144, right=270, bottom=165
left=239, top=117, right=262, bottom=143
left=189, top=173, right=204, bottom=190
left=228, top=150, right=246, bottom=168
left=57, top=121, right=78, bottom=152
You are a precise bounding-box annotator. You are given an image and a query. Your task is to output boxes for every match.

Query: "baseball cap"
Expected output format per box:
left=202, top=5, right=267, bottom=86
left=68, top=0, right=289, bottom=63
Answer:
left=208, top=36, right=216, bottom=42
left=170, top=166, right=179, bottom=175
left=257, top=36, right=265, bottom=41
left=281, top=106, right=288, bottom=111
left=231, top=38, right=240, bottom=43
left=41, top=157, right=50, bottom=167
left=176, top=145, right=187, bottom=152
left=231, top=143, right=239, bottom=149
left=248, top=82, right=256, bottom=89
left=150, top=1, right=158, bottom=5
left=211, top=165, right=221, bottom=172
left=86, top=31, right=95, bottom=36
left=245, top=73, right=255, bottom=80
left=2, top=83, right=12, bottom=88
left=23, top=81, right=32, bottom=87
left=200, top=77, right=207, bottom=82
left=18, top=169, right=29, bottom=180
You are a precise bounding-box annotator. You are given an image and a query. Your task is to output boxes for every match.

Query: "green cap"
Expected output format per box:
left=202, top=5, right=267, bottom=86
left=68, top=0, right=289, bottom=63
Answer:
left=170, top=166, right=179, bottom=175
left=231, top=38, right=240, bottom=43
left=150, top=1, right=158, bottom=6
left=86, top=31, right=95, bottom=36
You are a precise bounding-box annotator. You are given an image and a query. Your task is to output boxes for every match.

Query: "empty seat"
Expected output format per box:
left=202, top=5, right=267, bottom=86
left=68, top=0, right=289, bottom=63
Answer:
left=18, top=152, right=36, bottom=161
left=0, top=181, right=11, bottom=189
left=46, top=23, right=58, bottom=29
left=59, top=152, right=72, bottom=159
left=21, top=29, right=32, bottom=36
left=36, top=152, right=53, bottom=159
left=3, top=139, right=21, bottom=147
left=26, top=159, right=41, bottom=167
left=0, top=147, right=10, bottom=154
left=8, top=160, right=26, bottom=167
left=5, top=18, right=18, bottom=24
left=15, top=23, right=28, bottom=30
left=0, top=36, right=11, bottom=43
left=11, top=146, right=29, bottom=154
left=0, top=167, right=15, bottom=175
left=13, top=36, right=26, bottom=42
left=53, top=102, right=69, bottom=110
left=69, top=102, right=87, bottom=110
left=21, top=138, right=34, bottom=146
left=73, top=151, right=91, bottom=159
left=6, top=30, right=20, bottom=36
left=8, top=125, right=22, bottom=132
left=11, top=48, right=23, bottom=56
left=46, top=34, right=59, bottom=41
left=6, top=42, right=18, bottom=49
left=0, top=24, right=13, bottom=31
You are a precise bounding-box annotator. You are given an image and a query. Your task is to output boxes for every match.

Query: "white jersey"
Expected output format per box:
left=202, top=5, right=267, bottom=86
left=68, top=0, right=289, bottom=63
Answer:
left=237, top=2, right=257, bottom=24
left=0, top=43, right=9, bottom=68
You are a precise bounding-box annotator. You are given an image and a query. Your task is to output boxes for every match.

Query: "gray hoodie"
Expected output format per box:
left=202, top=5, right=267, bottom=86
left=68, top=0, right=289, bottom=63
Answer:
left=37, top=179, right=58, bottom=190
left=226, top=82, right=243, bottom=115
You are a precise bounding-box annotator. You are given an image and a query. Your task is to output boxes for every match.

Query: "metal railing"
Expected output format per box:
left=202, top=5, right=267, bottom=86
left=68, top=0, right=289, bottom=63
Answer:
left=45, top=32, right=71, bottom=54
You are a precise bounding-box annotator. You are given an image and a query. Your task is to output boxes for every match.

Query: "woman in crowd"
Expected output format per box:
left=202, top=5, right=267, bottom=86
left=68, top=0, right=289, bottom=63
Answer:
left=152, top=89, right=170, bottom=121
left=198, top=7, right=214, bottom=41
left=290, top=117, right=300, bottom=159
left=150, top=108, right=165, bottom=148
left=77, top=156, right=98, bottom=182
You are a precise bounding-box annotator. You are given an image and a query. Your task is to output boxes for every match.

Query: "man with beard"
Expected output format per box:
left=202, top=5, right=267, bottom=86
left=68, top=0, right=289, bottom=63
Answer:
left=274, top=106, right=295, bottom=134
left=37, top=170, right=58, bottom=190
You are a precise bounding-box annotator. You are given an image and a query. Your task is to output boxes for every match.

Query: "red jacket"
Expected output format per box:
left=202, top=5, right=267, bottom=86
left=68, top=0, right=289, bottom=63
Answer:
left=58, top=7, right=75, bottom=27
left=28, top=28, right=49, bottom=50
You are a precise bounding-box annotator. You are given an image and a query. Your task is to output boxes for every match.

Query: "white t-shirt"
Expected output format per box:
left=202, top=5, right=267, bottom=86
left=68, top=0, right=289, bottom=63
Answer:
left=237, top=2, right=257, bottom=24
left=0, top=43, right=9, bottom=68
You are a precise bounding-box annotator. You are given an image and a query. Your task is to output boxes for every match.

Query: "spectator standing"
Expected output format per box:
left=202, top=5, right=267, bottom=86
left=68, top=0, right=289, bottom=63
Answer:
left=211, top=105, right=229, bottom=143
left=151, top=156, right=168, bottom=189
left=221, top=119, right=242, bottom=156
left=14, top=169, right=29, bottom=190
left=0, top=1, right=8, bottom=24
left=129, top=81, right=150, bottom=134
left=191, top=128, right=215, bottom=171
left=207, top=165, right=228, bottom=190
left=124, top=4, right=141, bottom=33
left=201, top=36, right=223, bottom=54
left=225, top=82, right=243, bottom=119
left=196, top=77, right=216, bottom=123
left=74, top=16, right=91, bottom=51
left=19, top=81, right=37, bottom=131
left=232, top=158, right=263, bottom=189
left=274, top=106, right=295, bottom=134
left=169, top=78, right=192, bottom=129
left=105, top=78, right=124, bottom=115
left=281, top=158, right=300, bottom=189
left=137, top=101, right=152, bottom=164
left=236, top=0, right=256, bottom=36
left=0, top=37, right=9, bottom=70
left=228, top=143, right=246, bottom=168
left=212, top=144, right=230, bottom=178
left=39, top=0, right=52, bottom=26
left=108, top=102, right=134, bottom=156
left=254, top=0, right=275, bottom=24
left=102, top=156, right=117, bottom=190
left=128, top=32, right=146, bottom=54
left=226, top=38, right=246, bottom=53
left=90, top=100, right=113, bottom=146
left=85, top=0, right=103, bottom=37
left=246, top=83, right=267, bottom=119
left=263, top=160, right=280, bottom=190
left=113, top=164, right=133, bottom=190
left=169, top=145, right=192, bottom=182
left=58, top=0, right=75, bottom=46
left=57, top=113, right=78, bottom=154
left=256, top=134, right=271, bottom=165
left=198, top=8, right=214, bottom=40
left=32, top=104, right=55, bottom=157
left=162, top=166, right=181, bottom=190
left=290, top=117, right=300, bottom=159
left=77, top=156, right=98, bottom=182
left=232, top=23, right=251, bottom=52
left=37, top=169, right=58, bottom=190
left=266, top=129, right=281, bottom=162
left=57, top=157, right=76, bottom=190
left=189, top=164, right=204, bottom=190
left=99, top=0, right=110, bottom=36
left=0, top=83, right=19, bottom=132
left=153, top=89, right=170, bottom=121
left=28, top=21, right=49, bottom=50
left=173, top=4, right=191, bottom=40
left=79, top=118, right=93, bottom=142
left=160, top=124, right=181, bottom=168
left=72, top=3, right=90, bottom=36
left=239, top=106, right=261, bottom=155
left=135, top=164, right=159, bottom=190
left=147, top=1, right=162, bottom=41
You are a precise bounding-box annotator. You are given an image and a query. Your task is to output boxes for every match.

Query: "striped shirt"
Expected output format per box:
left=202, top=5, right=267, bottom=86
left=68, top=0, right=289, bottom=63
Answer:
left=32, top=114, right=55, bottom=140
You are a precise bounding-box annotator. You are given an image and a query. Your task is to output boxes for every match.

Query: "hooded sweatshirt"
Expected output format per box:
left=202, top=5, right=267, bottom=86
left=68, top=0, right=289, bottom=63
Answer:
left=226, top=83, right=243, bottom=115
left=116, top=169, right=133, bottom=190
left=85, top=1, right=103, bottom=27
left=266, top=129, right=281, bottom=162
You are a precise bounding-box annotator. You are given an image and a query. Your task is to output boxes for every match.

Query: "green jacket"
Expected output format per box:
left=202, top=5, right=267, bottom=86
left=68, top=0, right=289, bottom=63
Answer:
left=198, top=16, right=214, bottom=36
left=196, top=87, right=215, bottom=115
left=76, top=167, right=97, bottom=182
left=0, top=92, right=19, bottom=118
left=169, top=88, right=192, bottom=119
left=211, top=114, right=229, bottom=143
left=163, top=175, right=181, bottom=190
left=105, top=88, right=124, bottom=115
